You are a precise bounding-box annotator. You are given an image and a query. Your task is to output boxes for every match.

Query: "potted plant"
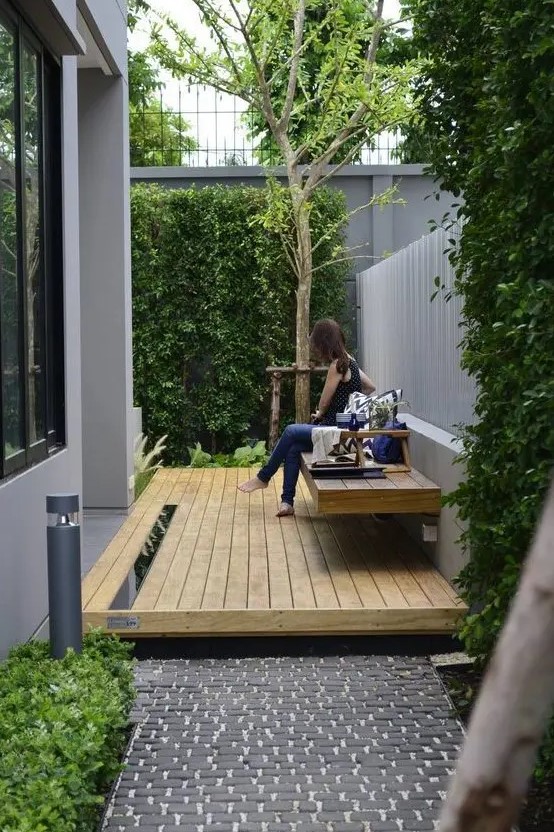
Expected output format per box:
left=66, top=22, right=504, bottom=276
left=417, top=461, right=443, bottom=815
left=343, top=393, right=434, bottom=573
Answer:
left=367, top=398, right=409, bottom=429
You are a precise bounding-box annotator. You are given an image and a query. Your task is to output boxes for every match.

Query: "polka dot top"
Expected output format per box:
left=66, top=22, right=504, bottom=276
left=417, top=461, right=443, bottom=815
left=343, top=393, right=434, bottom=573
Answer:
left=320, top=358, right=362, bottom=426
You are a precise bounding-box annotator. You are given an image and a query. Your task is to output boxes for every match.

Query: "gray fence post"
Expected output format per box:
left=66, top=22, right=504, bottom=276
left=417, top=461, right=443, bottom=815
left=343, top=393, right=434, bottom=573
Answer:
left=46, top=493, right=83, bottom=658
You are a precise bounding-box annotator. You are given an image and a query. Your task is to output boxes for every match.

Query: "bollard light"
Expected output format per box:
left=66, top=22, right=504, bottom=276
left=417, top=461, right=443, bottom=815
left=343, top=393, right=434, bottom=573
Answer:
left=46, top=493, right=82, bottom=658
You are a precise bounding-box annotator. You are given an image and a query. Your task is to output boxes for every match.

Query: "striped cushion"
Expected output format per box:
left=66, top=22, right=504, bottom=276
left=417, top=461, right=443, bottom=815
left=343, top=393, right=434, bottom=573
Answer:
left=345, top=388, right=403, bottom=419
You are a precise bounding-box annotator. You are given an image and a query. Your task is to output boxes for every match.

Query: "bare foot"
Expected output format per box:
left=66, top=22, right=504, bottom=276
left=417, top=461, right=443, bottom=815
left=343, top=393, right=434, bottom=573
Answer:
left=276, top=502, right=295, bottom=517
left=238, top=476, right=268, bottom=493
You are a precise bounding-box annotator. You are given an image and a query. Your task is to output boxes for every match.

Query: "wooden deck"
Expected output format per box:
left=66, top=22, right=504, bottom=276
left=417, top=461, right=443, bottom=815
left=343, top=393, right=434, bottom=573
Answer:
left=300, top=453, right=441, bottom=515
left=82, top=467, right=466, bottom=637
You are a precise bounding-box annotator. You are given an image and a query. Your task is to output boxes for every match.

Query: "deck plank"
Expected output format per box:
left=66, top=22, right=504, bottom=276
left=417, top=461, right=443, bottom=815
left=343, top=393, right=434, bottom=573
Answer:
left=201, top=469, right=238, bottom=609
left=82, top=467, right=466, bottom=636
left=261, top=479, right=294, bottom=609
left=381, top=519, right=462, bottom=607
left=301, top=492, right=363, bottom=609
left=356, top=516, right=433, bottom=608
left=344, top=515, right=410, bottom=608
left=327, top=516, right=386, bottom=607
left=84, top=468, right=182, bottom=611
left=179, top=468, right=227, bottom=610
left=267, top=475, right=317, bottom=609
left=133, top=470, right=202, bottom=609
left=224, top=470, right=250, bottom=609
left=82, top=468, right=169, bottom=607
left=155, top=469, right=213, bottom=609
left=295, top=479, right=340, bottom=609
left=85, top=606, right=463, bottom=635
left=247, top=468, right=270, bottom=608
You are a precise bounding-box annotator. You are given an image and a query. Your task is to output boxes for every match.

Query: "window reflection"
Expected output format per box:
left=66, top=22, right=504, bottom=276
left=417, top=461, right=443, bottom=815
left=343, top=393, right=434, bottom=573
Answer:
left=23, top=44, right=44, bottom=445
left=0, top=12, right=64, bottom=477
left=0, top=21, right=23, bottom=459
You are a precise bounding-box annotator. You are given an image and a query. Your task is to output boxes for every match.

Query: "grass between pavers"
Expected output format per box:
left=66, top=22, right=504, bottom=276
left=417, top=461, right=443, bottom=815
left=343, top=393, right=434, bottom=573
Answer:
left=0, top=631, right=135, bottom=832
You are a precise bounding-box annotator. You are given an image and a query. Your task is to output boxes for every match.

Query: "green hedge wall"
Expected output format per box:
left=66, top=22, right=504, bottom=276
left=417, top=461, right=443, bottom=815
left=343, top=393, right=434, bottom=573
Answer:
left=409, top=0, right=554, bottom=775
left=131, top=183, right=349, bottom=462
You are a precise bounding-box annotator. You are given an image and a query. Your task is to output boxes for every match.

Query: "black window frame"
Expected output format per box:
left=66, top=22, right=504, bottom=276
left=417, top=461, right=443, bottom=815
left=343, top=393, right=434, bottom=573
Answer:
left=0, top=0, right=65, bottom=480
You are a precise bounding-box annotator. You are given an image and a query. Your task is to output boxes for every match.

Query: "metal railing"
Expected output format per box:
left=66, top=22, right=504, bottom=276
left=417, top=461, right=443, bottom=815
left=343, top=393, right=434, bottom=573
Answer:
left=131, top=84, right=407, bottom=168
left=357, top=227, right=476, bottom=435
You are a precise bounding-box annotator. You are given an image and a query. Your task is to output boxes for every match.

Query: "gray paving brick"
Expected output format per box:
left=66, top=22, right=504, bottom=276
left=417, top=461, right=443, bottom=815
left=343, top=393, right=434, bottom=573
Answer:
left=102, top=656, right=463, bottom=831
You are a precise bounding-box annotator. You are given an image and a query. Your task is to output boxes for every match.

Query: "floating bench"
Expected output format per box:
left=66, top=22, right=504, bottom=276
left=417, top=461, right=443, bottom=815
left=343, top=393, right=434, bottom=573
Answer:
left=300, top=451, right=441, bottom=515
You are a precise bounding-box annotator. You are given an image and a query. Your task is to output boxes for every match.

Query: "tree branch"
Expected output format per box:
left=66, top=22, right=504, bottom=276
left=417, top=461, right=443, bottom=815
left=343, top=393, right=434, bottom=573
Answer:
left=165, top=4, right=254, bottom=102
left=227, top=0, right=281, bottom=137
left=312, top=114, right=406, bottom=191
left=277, top=0, right=306, bottom=132
left=304, top=0, right=386, bottom=191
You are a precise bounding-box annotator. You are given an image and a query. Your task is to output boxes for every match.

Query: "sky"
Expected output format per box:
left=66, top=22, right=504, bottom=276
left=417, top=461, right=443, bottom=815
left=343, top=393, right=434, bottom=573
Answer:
left=129, top=1, right=407, bottom=165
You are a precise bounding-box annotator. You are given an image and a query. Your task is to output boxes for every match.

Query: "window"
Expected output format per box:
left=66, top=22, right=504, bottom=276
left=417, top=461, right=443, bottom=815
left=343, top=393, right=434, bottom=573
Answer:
left=0, top=2, right=64, bottom=478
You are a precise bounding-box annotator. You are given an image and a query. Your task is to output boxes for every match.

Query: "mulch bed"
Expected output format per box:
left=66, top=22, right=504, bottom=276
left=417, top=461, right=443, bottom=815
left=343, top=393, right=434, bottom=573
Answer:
left=437, top=664, right=554, bottom=832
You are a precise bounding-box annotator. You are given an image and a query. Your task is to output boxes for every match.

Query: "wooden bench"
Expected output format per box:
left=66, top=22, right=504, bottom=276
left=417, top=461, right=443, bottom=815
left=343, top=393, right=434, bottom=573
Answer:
left=300, top=451, right=441, bottom=515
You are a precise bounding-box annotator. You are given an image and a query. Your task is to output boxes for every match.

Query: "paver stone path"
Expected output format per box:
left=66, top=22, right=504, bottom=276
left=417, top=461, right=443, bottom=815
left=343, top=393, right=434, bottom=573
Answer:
left=102, top=655, right=463, bottom=832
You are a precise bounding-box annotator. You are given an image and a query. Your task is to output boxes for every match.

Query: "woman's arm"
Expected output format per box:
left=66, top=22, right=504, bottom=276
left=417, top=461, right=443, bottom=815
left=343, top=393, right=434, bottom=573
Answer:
left=359, top=369, right=376, bottom=395
left=312, top=361, right=342, bottom=421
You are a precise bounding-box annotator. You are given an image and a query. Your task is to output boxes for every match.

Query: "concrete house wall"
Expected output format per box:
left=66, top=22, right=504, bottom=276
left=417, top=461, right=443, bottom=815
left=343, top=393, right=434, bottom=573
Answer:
left=0, top=0, right=133, bottom=659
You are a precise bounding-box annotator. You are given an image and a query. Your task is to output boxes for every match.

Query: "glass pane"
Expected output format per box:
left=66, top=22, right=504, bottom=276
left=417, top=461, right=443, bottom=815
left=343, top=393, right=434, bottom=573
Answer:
left=0, top=21, right=23, bottom=460
left=23, top=44, right=44, bottom=445
left=42, top=56, right=63, bottom=444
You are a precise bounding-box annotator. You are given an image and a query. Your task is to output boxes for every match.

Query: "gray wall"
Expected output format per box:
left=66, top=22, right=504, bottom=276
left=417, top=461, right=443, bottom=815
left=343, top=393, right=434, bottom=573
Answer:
left=0, top=57, right=83, bottom=659
left=358, top=227, right=476, bottom=434
left=0, top=0, right=131, bottom=657
left=18, top=0, right=84, bottom=55
left=399, top=416, right=467, bottom=584
left=79, top=72, right=133, bottom=511
left=78, top=0, right=128, bottom=75
left=357, top=230, right=474, bottom=582
left=130, top=165, right=457, bottom=341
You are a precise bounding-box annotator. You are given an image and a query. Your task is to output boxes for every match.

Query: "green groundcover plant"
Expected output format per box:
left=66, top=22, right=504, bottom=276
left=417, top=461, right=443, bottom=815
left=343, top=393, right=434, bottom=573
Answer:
left=131, top=183, right=349, bottom=463
left=187, top=440, right=269, bottom=468
left=0, top=632, right=135, bottom=832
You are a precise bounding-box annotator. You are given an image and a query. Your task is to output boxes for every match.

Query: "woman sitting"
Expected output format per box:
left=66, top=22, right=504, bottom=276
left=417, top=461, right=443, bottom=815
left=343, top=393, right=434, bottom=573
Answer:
left=238, top=318, right=375, bottom=516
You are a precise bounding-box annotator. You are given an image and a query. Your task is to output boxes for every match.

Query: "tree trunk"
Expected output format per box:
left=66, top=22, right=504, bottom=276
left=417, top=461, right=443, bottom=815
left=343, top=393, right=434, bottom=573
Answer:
left=439, top=479, right=554, bottom=832
left=293, top=196, right=313, bottom=423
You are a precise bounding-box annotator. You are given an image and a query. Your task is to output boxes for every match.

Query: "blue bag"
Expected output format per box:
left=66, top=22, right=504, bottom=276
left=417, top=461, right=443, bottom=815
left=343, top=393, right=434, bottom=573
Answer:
left=371, top=419, right=407, bottom=464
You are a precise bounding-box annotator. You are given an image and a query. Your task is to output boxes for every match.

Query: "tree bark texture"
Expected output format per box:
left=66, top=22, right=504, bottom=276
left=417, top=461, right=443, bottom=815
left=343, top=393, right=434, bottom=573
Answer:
left=439, top=479, right=554, bottom=832
left=293, top=197, right=313, bottom=423
left=268, top=372, right=282, bottom=449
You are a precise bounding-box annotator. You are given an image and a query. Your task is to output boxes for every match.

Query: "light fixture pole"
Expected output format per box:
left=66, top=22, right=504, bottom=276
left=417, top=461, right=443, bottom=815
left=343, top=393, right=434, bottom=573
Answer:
left=46, top=493, right=83, bottom=658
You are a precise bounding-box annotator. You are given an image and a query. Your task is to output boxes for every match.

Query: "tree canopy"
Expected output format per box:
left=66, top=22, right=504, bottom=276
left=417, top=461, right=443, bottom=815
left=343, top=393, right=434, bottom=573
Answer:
left=143, top=0, right=418, bottom=418
left=127, top=0, right=197, bottom=166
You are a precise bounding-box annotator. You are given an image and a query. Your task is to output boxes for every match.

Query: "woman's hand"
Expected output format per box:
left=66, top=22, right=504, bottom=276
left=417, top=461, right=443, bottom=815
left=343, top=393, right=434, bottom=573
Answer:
left=311, top=411, right=322, bottom=424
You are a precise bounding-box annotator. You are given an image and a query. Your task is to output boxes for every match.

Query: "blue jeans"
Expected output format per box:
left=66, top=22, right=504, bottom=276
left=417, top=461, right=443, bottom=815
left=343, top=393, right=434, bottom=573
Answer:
left=258, top=423, right=313, bottom=506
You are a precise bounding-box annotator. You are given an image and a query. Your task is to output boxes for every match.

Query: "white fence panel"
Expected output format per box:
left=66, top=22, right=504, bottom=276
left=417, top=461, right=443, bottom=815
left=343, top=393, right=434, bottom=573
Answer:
left=357, top=228, right=476, bottom=434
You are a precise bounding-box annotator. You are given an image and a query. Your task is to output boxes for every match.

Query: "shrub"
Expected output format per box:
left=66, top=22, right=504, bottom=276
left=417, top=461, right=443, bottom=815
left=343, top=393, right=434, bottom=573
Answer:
left=131, top=183, right=349, bottom=463
left=187, top=439, right=269, bottom=468
left=408, top=0, right=554, bottom=774
left=0, top=632, right=135, bottom=832
left=134, top=432, right=167, bottom=499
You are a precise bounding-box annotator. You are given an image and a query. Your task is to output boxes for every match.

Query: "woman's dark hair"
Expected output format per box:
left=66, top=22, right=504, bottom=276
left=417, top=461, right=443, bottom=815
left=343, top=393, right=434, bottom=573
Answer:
left=309, top=319, right=349, bottom=375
